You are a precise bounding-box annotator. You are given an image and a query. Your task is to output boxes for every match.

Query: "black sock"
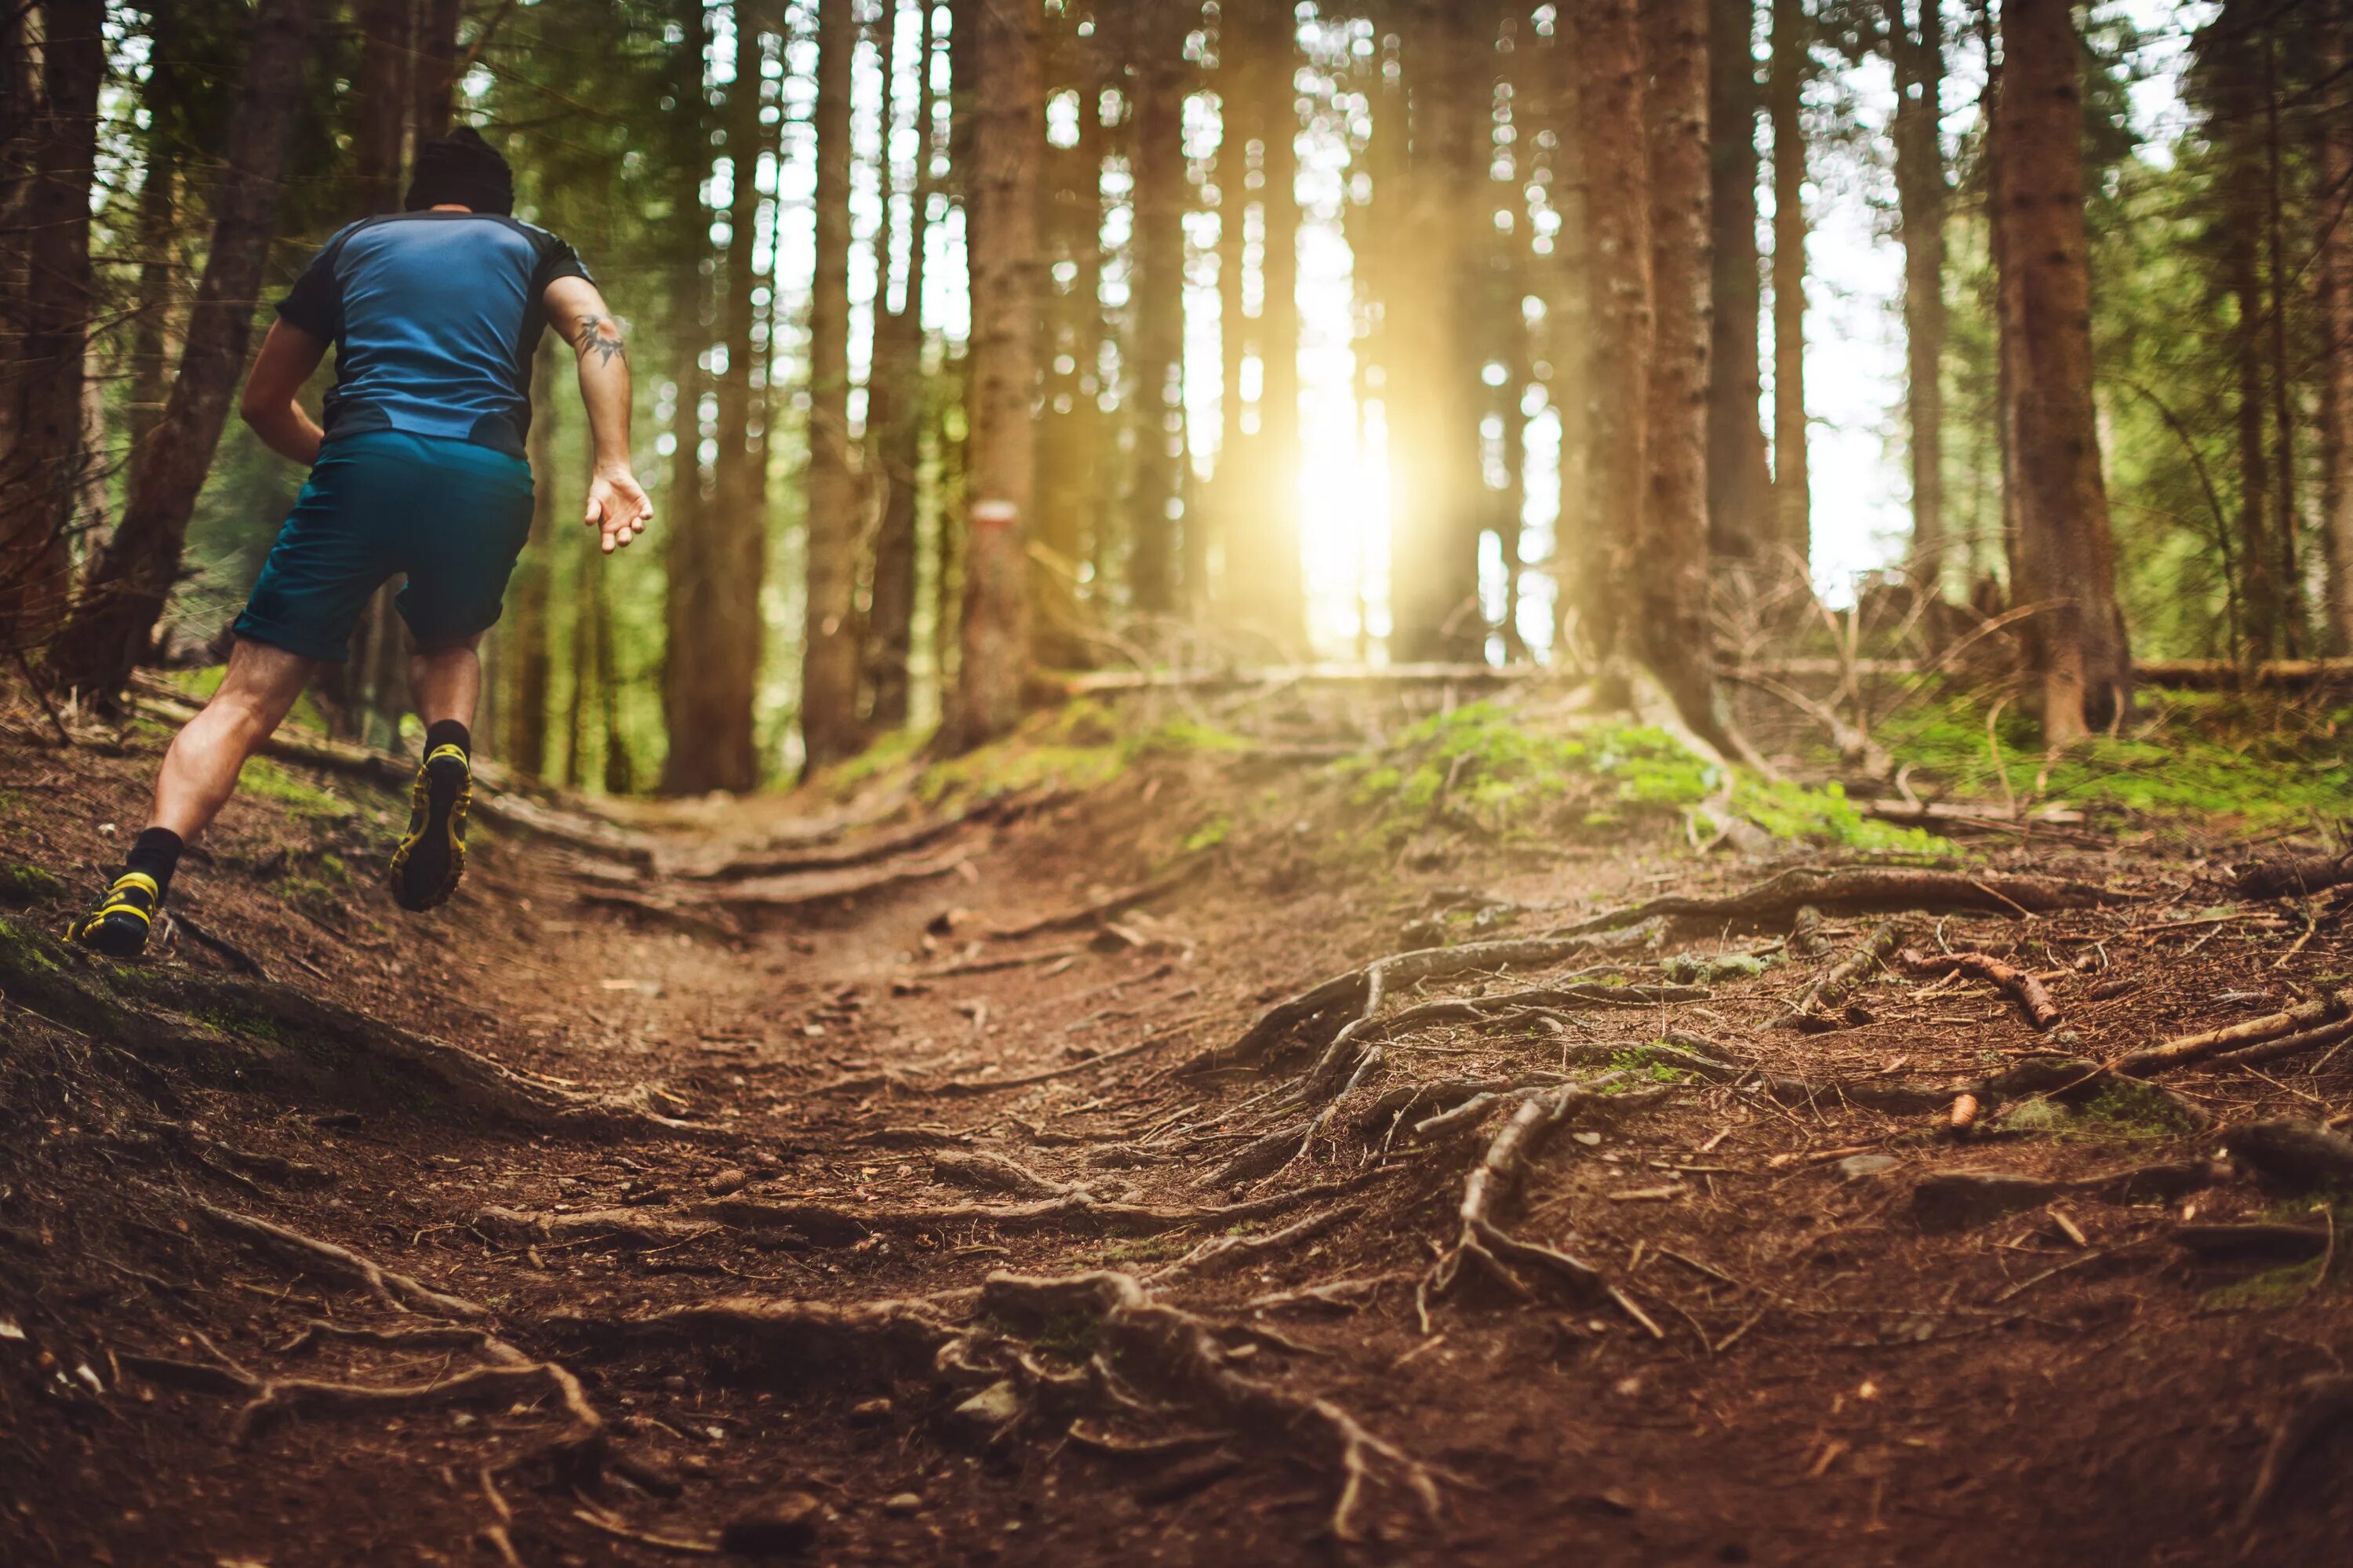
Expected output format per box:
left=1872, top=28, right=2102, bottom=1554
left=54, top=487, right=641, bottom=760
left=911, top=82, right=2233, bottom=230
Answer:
left=424, top=719, right=471, bottom=762
left=122, top=827, right=184, bottom=900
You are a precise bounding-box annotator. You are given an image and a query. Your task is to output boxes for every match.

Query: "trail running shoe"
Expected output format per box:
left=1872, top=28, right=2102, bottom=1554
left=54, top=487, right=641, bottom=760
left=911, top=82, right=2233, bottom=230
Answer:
left=67, top=871, right=162, bottom=959
left=387, top=742, right=471, bottom=912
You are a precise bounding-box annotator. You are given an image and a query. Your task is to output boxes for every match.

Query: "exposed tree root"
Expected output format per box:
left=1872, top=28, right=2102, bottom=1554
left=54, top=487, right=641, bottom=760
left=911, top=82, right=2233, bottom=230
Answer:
left=2240, top=1373, right=2353, bottom=1526
left=983, top=858, right=1212, bottom=939
left=1175, top=936, right=1613, bottom=1077
left=198, top=1203, right=487, bottom=1319
left=2226, top=1119, right=2353, bottom=1191
left=2234, top=853, right=2353, bottom=902
left=1556, top=867, right=2127, bottom=936
left=978, top=1270, right=1444, bottom=1543
left=678, top=799, right=1005, bottom=881
left=0, top=919, right=723, bottom=1139
left=547, top=1293, right=966, bottom=1386
left=1142, top=1206, right=1363, bottom=1286
left=930, top=1150, right=1077, bottom=1199
left=1909, top=1160, right=2223, bottom=1232
left=2117, top=990, right=2353, bottom=1077
left=1897, top=947, right=2061, bottom=1030
left=2172, top=1223, right=2329, bottom=1263
left=1771, top=919, right=1911, bottom=1030
left=471, top=1206, right=719, bottom=1250
left=668, top=852, right=970, bottom=911
left=689, top=1176, right=1378, bottom=1246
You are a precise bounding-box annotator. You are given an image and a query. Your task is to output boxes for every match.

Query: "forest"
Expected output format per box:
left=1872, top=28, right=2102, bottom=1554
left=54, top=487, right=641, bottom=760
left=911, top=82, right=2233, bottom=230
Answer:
left=18, top=2, right=2353, bottom=1566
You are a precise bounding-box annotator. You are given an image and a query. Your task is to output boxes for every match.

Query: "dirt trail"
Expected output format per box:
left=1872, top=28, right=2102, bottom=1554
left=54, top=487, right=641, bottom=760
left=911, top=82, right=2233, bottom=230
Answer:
left=7, top=719, right=2353, bottom=1566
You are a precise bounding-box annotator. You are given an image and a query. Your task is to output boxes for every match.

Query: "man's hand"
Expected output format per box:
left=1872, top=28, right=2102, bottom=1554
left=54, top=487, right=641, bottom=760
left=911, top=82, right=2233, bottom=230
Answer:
left=586, top=462, right=653, bottom=553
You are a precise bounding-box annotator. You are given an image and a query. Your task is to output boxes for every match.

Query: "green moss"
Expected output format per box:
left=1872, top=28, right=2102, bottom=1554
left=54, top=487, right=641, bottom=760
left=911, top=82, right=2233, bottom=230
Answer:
left=915, top=705, right=1251, bottom=807
left=0, top=864, right=65, bottom=905
left=813, top=726, right=931, bottom=798
left=1662, top=951, right=1768, bottom=984
left=2202, top=1259, right=2328, bottom=1311
left=237, top=758, right=351, bottom=820
left=1099, top=1233, right=1194, bottom=1265
left=1728, top=778, right=1950, bottom=855
left=1182, top=813, right=1231, bottom=853
left=1606, top=1045, right=1694, bottom=1086
left=2078, top=1079, right=2198, bottom=1137
left=192, top=1005, right=289, bottom=1045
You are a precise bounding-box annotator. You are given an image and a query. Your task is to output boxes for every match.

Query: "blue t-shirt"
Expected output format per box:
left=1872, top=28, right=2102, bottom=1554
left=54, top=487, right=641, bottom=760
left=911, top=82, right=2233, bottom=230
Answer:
left=277, top=211, right=591, bottom=457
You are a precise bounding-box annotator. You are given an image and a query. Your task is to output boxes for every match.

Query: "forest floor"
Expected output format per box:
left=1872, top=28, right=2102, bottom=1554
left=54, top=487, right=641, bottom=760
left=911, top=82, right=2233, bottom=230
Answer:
left=8, top=677, right=2353, bottom=1566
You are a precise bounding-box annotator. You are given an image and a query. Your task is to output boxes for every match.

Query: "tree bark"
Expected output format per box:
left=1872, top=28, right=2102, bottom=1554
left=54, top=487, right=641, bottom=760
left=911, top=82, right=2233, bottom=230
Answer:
left=2320, top=0, right=2353, bottom=654
left=942, top=0, right=1042, bottom=751
left=1031, top=6, right=1100, bottom=664
left=127, top=5, right=189, bottom=468
left=1387, top=5, right=1485, bottom=664
left=1127, top=4, right=1187, bottom=618
left=801, top=0, right=864, bottom=771
left=0, top=0, right=104, bottom=652
left=1890, top=0, right=1947, bottom=598
left=351, top=0, right=413, bottom=216
left=413, top=0, right=462, bottom=140
left=1769, top=0, right=1810, bottom=580
left=2212, top=13, right=2282, bottom=658
left=1706, top=0, right=1770, bottom=562
left=1991, top=0, right=2132, bottom=741
left=866, top=0, right=936, bottom=727
left=1640, top=0, right=1723, bottom=739
left=2262, top=31, right=2303, bottom=653
left=47, top=0, right=314, bottom=694
left=1231, top=0, right=1304, bottom=645
left=1568, top=0, right=1652, bottom=677
left=1215, top=9, right=1254, bottom=623
left=504, top=334, right=561, bottom=777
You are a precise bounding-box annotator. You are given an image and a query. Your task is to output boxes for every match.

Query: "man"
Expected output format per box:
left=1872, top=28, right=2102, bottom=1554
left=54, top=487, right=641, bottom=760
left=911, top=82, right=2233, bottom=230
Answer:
left=68, top=128, right=651, bottom=959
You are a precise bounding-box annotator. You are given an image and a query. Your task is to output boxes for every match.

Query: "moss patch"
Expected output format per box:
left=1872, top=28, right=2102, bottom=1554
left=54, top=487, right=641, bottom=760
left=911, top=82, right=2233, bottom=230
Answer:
left=237, top=758, right=352, bottom=820
left=0, top=863, right=65, bottom=905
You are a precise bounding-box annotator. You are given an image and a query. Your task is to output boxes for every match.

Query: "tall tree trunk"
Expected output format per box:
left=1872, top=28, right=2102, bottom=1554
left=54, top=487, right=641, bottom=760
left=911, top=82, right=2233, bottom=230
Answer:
left=1568, top=0, right=1651, bottom=678
left=866, top=0, right=936, bottom=726
left=1236, top=0, right=1304, bottom=644
left=2263, top=31, right=2303, bottom=653
left=1387, top=5, right=1484, bottom=663
left=1768, top=0, right=1810, bottom=580
left=127, top=8, right=188, bottom=468
left=352, top=0, right=413, bottom=216
left=1890, top=0, right=1947, bottom=597
left=563, top=535, right=593, bottom=791
left=710, top=3, right=776, bottom=773
left=2214, top=13, right=2281, bottom=659
left=48, top=0, right=314, bottom=695
left=1031, top=6, right=1098, bottom=664
left=1706, top=0, right=1770, bottom=562
left=656, top=3, right=738, bottom=793
left=1214, top=6, right=1255, bottom=622
left=505, top=334, right=561, bottom=777
left=1127, top=5, right=1187, bottom=617
left=0, top=0, right=104, bottom=651
left=413, top=0, right=462, bottom=139
left=595, top=571, right=631, bottom=794
left=801, top=0, right=864, bottom=771
left=1992, top=0, right=2131, bottom=743
left=944, top=0, right=1042, bottom=751
left=2319, top=0, right=2353, bottom=654
left=1640, top=0, right=1723, bottom=738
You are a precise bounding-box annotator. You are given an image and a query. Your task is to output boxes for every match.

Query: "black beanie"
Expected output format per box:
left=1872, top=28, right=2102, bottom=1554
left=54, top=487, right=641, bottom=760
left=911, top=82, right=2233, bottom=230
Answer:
left=404, top=126, right=515, bottom=216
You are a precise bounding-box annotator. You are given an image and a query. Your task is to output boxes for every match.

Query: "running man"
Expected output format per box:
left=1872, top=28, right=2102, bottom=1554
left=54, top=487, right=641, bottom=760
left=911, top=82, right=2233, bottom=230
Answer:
left=68, top=128, right=651, bottom=959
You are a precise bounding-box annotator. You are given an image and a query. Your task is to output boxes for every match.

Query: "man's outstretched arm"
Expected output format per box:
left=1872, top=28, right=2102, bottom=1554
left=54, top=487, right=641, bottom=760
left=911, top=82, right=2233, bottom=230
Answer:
left=543, top=275, right=653, bottom=554
left=239, top=322, right=330, bottom=465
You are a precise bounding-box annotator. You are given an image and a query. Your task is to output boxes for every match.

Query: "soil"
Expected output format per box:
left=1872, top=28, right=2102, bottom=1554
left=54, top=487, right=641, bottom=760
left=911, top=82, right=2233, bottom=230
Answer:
left=6, top=703, right=2353, bottom=1567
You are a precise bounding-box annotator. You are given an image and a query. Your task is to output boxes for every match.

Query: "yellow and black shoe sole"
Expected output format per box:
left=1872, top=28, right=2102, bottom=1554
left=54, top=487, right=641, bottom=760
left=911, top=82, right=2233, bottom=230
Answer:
left=67, top=871, right=161, bottom=959
left=387, top=744, right=471, bottom=913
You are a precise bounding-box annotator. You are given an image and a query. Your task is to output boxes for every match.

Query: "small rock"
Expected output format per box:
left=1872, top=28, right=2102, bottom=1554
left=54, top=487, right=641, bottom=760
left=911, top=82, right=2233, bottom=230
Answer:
left=948, top=1379, right=1023, bottom=1440
left=882, top=1492, right=923, bottom=1517
left=705, top=1168, right=751, bottom=1198
left=1571, top=1130, right=1605, bottom=1147
left=718, top=1492, right=822, bottom=1556
left=1835, top=1155, right=1899, bottom=1181
left=848, top=1396, right=893, bottom=1427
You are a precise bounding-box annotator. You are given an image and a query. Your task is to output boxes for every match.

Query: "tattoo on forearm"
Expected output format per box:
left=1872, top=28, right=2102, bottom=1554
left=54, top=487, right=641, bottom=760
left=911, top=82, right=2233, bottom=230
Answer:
left=572, top=313, right=627, bottom=367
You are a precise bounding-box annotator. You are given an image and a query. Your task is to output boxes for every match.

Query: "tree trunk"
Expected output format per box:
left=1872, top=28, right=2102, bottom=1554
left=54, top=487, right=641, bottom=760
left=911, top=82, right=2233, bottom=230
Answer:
left=1568, top=0, right=1652, bottom=678
left=1214, top=10, right=1254, bottom=622
left=2320, top=0, right=2353, bottom=654
left=865, top=0, right=936, bottom=727
left=352, top=0, right=413, bottom=216
left=1031, top=6, right=1099, bottom=664
left=46, top=0, right=314, bottom=695
left=800, top=0, right=864, bottom=771
left=127, top=7, right=188, bottom=468
left=1235, top=0, right=1304, bottom=645
left=1126, top=4, right=1187, bottom=618
left=1991, top=0, right=2132, bottom=742
left=1768, top=0, right=1809, bottom=580
left=709, top=2, right=777, bottom=775
left=2214, top=14, right=2281, bottom=659
left=942, top=0, right=1042, bottom=751
left=1706, top=0, right=1770, bottom=562
left=1387, top=5, right=1485, bottom=664
left=1640, top=0, right=1723, bottom=739
left=413, top=0, right=462, bottom=139
left=504, top=334, right=561, bottom=777
left=1890, top=0, right=1947, bottom=598
left=0, top=0, right=104, bottom=652
left=2262, top=31, right=2303, bottom=653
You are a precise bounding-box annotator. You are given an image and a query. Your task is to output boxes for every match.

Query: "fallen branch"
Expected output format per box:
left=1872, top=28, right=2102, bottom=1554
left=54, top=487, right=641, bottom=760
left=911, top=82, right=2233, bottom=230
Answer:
left=1558, top=868, right=2126, bottom=936
left=2226, top=1119, right=2353, bottom=1191
left=2233, top=852, right=2353, bottom=901
left=1771, top=919, right=1909, bottom=1031
left=1898, top=947, right=2061, bottom=1031
left=198, top=1204, right=486, bottom=1318
left=2116, top=990, right=2353, bottom=1077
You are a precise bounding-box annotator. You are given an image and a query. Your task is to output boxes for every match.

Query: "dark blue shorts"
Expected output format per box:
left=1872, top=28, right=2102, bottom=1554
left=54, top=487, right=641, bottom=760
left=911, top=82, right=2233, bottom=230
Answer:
left=233, top=429, right=535, bottom=663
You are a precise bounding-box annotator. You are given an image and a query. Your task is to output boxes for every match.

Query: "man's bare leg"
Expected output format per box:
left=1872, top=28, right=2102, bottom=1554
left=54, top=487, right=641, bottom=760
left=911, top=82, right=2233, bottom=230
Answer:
left=151, top=637, right=318, bottom=841
left=389, top=634, right=483, bottom=913
left=69, top=638, right=315, bottom=956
